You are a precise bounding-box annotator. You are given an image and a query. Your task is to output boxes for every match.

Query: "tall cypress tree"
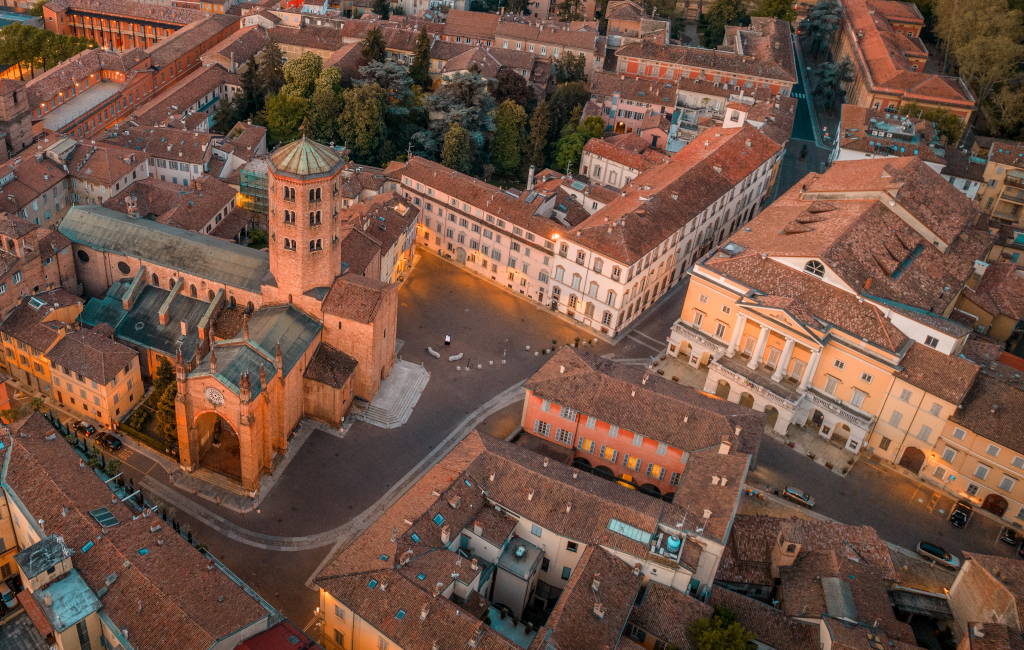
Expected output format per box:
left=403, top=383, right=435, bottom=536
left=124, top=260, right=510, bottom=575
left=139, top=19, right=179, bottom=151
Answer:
left=261, top=37, right=286, bottom=96
left=525, top=101, right=551, bottom=172
left=409, top=26, right=432, bottom=89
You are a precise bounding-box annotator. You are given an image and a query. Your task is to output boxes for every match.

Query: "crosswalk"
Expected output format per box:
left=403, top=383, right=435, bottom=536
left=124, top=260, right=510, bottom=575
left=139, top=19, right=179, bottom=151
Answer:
left=792, top=92, right=807, bottom=99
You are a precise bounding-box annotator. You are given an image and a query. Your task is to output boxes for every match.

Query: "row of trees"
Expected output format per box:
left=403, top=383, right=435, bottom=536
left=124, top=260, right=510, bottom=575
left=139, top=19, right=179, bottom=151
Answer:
left=0, top=23, right=96, bottom=80
left=215, top=27, right=599, bottom=182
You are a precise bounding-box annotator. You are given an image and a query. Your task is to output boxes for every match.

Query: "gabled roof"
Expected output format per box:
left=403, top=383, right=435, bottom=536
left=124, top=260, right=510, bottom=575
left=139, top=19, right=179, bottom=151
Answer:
left=524, top=346, right=764, bottom=454
left=59, top=205, right=270, bottom=293
left=45, top=326, right=138, bottom=385
left=964, top=262, right=1024, bottom=320
left=321, top=273, right=393, bottom=323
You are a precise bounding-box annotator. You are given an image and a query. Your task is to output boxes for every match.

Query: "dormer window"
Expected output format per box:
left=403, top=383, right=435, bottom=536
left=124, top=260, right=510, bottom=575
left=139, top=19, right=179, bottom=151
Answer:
left=804, top=260, right=825, bottom=277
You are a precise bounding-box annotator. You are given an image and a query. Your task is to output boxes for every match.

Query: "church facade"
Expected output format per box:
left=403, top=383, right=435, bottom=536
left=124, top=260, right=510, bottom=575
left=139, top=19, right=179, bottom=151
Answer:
left=59, top=138, right=400, bottom=493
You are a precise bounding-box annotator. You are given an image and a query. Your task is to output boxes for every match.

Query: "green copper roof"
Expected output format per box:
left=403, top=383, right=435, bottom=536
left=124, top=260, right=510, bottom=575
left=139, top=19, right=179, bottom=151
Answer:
left=270, top=136, right=342, bottom=179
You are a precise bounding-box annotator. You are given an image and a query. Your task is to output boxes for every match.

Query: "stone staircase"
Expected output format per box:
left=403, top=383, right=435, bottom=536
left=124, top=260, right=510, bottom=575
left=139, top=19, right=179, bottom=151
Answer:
left=360, top=361, right=430, bottom=429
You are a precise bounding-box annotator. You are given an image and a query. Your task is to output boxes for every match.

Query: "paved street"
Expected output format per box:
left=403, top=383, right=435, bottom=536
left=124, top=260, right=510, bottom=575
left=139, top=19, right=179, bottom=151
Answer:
left=750, top=437, right=1019, bottom=564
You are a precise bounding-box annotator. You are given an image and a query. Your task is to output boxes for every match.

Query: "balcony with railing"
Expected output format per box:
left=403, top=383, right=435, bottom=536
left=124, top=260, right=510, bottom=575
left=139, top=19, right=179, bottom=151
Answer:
left=1005, top=170, right=1024, bottom=190
left=805, top=386, right=875, bottom=431
left=710, top=353, right=802, bottom=410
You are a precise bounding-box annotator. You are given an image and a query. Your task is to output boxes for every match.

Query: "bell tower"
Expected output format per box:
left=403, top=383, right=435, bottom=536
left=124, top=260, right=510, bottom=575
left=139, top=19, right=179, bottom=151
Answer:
left=265, top=136, right=345, bottom=307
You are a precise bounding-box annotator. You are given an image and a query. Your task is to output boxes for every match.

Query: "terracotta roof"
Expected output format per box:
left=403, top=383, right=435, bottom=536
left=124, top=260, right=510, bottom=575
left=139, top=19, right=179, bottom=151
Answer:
left=209, top=207, right=255, bottom=241
left=839, top=0, right=973, bottom=108
left=605, top=0, right=645, bottom=21
left=47, top=0, right=205, bottom=23
left=526, top=346, right=764, bottom=456
left=960, top=623, right=1024, bottom=650
left=494, top=15, right=602, bottom=50
left=303, top=342, right=358, bottom=388
left=568, top=125, right=781, bottom=264
left=107, top=177, right=237, bottom=232
left=941, top=148, right=986, bottom=182
left=442, top=8, right=500, bottom=41
left=65, top=140, right=141, bottom=186
left=720, top=157, right=991, bottom=314
left=603, top=132, right=651, bottom=153
left=836, top=104, right=944, bottom=165
left=0, top=290, right=82, bottom=352
left=2, top=413, right=271, bottom=650
left=443, top=46, right=536, bottom=76
left=708, top=587, right=819, bottom=650
left=627, top=582, right=711, bottom=650
left=322, top=273, right=393, bottom=323
left=105, top=127, right=217, bottom=166
left=236, top=620, right=318, bottom=650
left=583, top=137, right=667, bottom=172
left=590, top=71, right=677, bottom=107
left=664, top=447, right=750, bottom=543
left=45, top=325, right=137, bottom=384
left=341, top=192, right=418, bottom=255
left=616, top=17, right=796, bottom=84
left=224, top=121, right=268, bottom=160
left=272, top=25, right=347, bottom=51
left=147, top=14, right=238, bottom=68
left=0, top=155, right=69, bottom=214
left=716, top=515, right=898, bottom=587
left=988, top=140, right=1024, bottom=168
left=950, top=374, right=1024, bottom=454
left=0, top=213, right=39, bottom=239
left=539, top=547, right=643, bottom=650
left=337, top=228, right=381, bottom=275
left=894, top=342, right=979, bottom=405
left=133, top=64, right=237, bottom=127
left=964, top=262, right=1024, bottom=320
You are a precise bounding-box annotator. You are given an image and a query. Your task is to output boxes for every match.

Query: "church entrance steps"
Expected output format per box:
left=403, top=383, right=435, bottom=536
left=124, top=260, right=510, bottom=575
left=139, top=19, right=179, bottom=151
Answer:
left=358, top=360, right=430, bottom=429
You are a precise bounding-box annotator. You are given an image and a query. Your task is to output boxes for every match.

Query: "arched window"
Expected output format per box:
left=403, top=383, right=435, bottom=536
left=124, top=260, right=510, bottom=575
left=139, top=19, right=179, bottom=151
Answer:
left=316, top=239, right=322, bottom=250
left=316, top=210, right=321, bottom=224
left=310, top=211, right=321, bottom=225
left=284, top=238, right=291, bottom=250
left=606, top=290, right=616, bottom=306
left=584, top=302, right=595, bottom=318
left=309, top=188, right=316, bottom=202
left=284, top=210, right=294, bottom=224
left=315, top=188, right=321, bottom=201
left=309, top=212, right=315, bottom=225
left=190, top=284, right=197, bottom=298
left=229, top=296, right=236, bottom=308
left=804, top=260, right=825, bottom=277
left=208, top=289, right=214, bottom=300
left=568, top=295, right=578, bottom=309
left=151, top=273, right=159, bottom=286
left=588, top=281, right=598, bottom=298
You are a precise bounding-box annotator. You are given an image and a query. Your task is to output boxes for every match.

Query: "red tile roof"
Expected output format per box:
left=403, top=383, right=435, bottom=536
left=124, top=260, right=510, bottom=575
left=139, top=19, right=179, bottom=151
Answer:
left=236, top=620, right=319, bottom=649
left=894, top=342, right=979, bottom=405
left=964, top=262, right=1024, bottom=320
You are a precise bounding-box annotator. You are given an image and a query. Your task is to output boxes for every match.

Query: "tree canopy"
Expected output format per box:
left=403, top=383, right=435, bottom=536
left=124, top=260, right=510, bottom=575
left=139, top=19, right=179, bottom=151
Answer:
left=554, top=50, right=588, bottom=84
left=688, top=606, right=754, bottom=650
left=492, top=100, right=528, bottom=177
left=441, top=122, right=472, bottom=172
left=0, top=24, right=96, bottom=79
left=409, top=26, right=433, bottom=88
left=340, top=83, right=390, bottom=165
left=361, top=26, right=388, bottom=63
left=414, top=71, right=496, bottom=167
left=751, top=0, right=796, bottom=22
left=703, top=0, right=747, bottom=48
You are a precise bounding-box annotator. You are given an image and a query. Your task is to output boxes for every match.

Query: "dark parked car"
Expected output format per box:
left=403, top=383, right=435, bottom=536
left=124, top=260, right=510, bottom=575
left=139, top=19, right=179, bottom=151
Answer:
left=917, top=542, right=960, bottom=569
left=100, top=434, right=122, bottom=451
left=77, top=421, right=97, bottom=436
left=1002, top=527, right=1023, bottom=545
left=950, top=500, right=973, bottom=528
left=783, top=487, right=815, bottom=508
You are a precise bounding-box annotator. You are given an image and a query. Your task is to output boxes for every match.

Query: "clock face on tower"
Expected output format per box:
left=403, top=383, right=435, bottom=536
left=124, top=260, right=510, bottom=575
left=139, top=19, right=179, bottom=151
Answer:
left=204, top=387, right=225, bottom=406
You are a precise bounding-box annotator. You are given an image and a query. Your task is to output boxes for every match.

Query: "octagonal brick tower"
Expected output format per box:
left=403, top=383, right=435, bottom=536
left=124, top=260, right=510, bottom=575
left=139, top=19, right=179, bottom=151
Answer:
left=265, top=136, right=345, bottom=308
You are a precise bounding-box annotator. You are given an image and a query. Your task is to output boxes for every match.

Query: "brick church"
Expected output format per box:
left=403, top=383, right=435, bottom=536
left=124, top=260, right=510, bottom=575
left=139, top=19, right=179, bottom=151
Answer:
left=61, top=137, right=400, bottom=493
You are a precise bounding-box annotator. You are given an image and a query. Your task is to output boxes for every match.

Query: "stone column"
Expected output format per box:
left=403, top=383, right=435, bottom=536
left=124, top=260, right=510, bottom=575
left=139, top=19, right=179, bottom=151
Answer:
left=726, top=313, right=747, bottom=358
left=799, top=349, right=821, bottom=391
left=746, top=325, right=770, bottom=370
left=772, top=338, right=797, bottom=383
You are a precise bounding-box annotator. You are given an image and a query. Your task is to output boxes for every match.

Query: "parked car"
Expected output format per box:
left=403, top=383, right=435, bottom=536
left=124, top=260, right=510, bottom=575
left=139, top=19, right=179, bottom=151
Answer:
left=917, top=542, right=961, bottom=570
left=77, top=421, right=97, bottom=436
left=0, top=582, right=17, bottom=609
left=783, top=487, right=815, bottom=508
left=100, top=434, right=122, bottom=452
left=1018, top=541, right=1024, bottom=559
left=1001, top=527, right=1023, bottom=545
left=950, top=500, right=973, bottom=528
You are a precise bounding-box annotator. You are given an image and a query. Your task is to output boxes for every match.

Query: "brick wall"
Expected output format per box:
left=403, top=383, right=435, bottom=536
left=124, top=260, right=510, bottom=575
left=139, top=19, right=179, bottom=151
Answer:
left=948, top=559, right=1021, bottom=640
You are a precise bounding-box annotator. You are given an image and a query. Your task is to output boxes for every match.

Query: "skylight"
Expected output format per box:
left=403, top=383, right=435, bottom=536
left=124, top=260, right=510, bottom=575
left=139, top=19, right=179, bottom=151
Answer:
left=380, top=555, right=389, bottom=561
left=396, top=609, right=406, bottom=620
left=369, top=579, right=378, bottom=589
left=417, top=573, right=426, bottom=580
left=89, top=507, right=119, bottom=528
left=607, top=518, right=652, bottom=544
left=411, top=533, right=421, bottom=543
left=433, top=514, right=445, bottom=526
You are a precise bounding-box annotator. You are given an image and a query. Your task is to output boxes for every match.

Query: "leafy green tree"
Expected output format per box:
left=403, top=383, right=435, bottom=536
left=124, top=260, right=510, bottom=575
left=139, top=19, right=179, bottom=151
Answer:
left=414, top=71, right=496, bottom=164
left=259, top=93, right=309, bottom=146
left=955, top=32, right=1023, bottom=104
left=812, top=57, right=853, bottom=109
left=153, top=358, right=175, bottom=393
left=897, top=102, right=964, bottom=142
left=688, top=606, right=754, bottom=650
left=373, top=0, right=391, bottom=18
left=239, top=55, right=265, bottom=118
left=212, top=96, right=242, bottom=134
left=525, top=100, right=551, bottom=170
left=361, top=26, right=387, bottom=63
left=315, top=66, right=344, bottom=99
left=441, top=122, right=472, bottom=172
left=260, top=37, right=286, bottom=96
left=751, top=0, right=796, bottom=22
left=358, top=60, right=415, bottom=108
left=409, top=26, right=433, bottom=89
left=554, top=115, right=604, bottom=174
left=547, top=81, right=591, bottom=145
left=703, top=0, right=747, bottom=48
left=156, top=383, right=178, bottom=442
left=493, top=67, right=532, bottom=107
left=556, top=0, right=585, bottom=21
left=492, top=100, right=528, bottom=177
left=304, top=87, right=343, bottom=142
left=29, top=0, right=46, bottom=16
left=992, top=85, right=1024, bottom=138
left=805, top=0, right=842, bottom=56
left=282, top=51, right=323, bottom=98
left=340, top=83, right=390, bottom=165
left=554, top=50, right=588, bottom=84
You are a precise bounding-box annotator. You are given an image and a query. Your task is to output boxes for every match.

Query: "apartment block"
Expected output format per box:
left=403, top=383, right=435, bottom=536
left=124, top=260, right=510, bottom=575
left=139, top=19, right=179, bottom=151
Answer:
left=314, top=426, right=755, bottom=650
left=42, top=135, right=149, bottom=207
left=392, top=121, right=782, bottom=337
left=522, top=346, right=763, bottom=496
left=672, top=156, right=991, bottom=453
left=0, top=290, right=84, bottom=396
left=832, top=0, right=974, bottom=120
left=0, top=412, right=279, bottom=649
left=0, top=220, right=77, bottom=321
left=976, top=139, right=1024, bottom=227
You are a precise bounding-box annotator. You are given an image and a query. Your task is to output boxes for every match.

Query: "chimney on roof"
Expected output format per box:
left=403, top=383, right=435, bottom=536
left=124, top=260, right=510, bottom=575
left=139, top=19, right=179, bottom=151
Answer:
left=593, top=602, right=606, bottom=620
left=528, top=488, right=535, bottom=500
left=440, top=524, right=451, bottom=545
left=473, top=520, right=483, bottom=536
left=719, top=437, right=731, bottom=455
left=420, top=603, right=430, bottom=621
left=734, top=426, right=741, bottom=437
left=566, top=502, right=572, bottom=513
left=543, top=457, right=549, bottom=468
left=527, top=164, right=535, bottom=191
left=559, top=364, right=565, bottom=373
left=592, top=575, right=600, bottom=592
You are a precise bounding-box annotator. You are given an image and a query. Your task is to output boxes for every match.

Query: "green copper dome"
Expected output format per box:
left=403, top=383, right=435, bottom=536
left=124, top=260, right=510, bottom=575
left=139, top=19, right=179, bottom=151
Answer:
left=269, top=136, right=342, bottom=179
